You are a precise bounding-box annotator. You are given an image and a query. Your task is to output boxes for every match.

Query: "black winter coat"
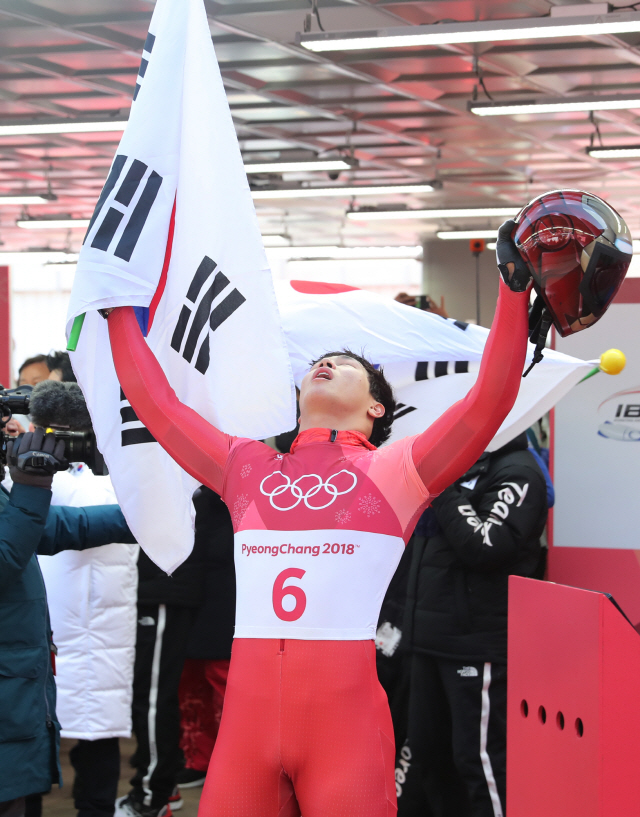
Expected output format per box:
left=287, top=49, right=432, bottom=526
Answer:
left=403, top=435, right=548, bottom=664
left=185, top=487, right=235, bottom=661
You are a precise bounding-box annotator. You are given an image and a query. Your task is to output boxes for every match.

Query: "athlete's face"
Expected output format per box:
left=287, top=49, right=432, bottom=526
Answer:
left=299, top=355, right=384, bottom=429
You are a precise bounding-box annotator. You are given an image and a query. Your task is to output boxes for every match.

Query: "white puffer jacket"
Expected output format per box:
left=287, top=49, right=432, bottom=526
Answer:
left=39, top=465, right=139, bottom=740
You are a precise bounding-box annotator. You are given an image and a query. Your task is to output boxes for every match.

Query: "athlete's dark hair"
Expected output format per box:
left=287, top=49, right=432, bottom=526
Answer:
left=18, top=353, right=47, bottom=374
left=46, top=350, right=77, bottom=383
left=309, top=350, right=396, bottom=447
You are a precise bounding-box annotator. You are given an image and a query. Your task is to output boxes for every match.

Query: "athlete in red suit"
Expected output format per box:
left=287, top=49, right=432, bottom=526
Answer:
left=106, top=239, right=530, bottom=817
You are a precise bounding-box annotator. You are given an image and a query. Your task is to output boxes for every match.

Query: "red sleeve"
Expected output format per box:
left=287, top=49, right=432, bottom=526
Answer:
left=412, top=280, right=530, bottom=497
left=108, top=306, right=235, bottom=495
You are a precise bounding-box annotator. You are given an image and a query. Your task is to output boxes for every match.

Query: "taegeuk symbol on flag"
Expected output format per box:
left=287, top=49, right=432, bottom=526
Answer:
left=65, top=0, right=295, bottom=573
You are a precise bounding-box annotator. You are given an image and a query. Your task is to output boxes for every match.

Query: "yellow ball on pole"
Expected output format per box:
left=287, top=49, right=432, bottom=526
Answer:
left=599, top=348, right=626, bottom=375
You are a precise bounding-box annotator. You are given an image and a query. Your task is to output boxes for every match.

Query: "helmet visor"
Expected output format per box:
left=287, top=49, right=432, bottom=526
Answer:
left=579, top=241, right=629, bottom=319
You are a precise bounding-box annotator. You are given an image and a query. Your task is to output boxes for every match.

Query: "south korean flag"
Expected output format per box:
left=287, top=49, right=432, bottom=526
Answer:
left=67, top=0, right=295, bottom=573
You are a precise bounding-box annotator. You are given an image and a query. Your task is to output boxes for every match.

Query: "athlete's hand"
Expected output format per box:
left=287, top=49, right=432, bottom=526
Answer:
left=496, top=220, right=532, bottom=293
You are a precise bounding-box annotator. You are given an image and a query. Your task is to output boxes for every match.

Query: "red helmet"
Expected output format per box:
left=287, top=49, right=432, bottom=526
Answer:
left=513, top=190, right=632, bottom=337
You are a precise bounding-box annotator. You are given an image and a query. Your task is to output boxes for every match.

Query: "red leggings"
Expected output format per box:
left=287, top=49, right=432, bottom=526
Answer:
left=198, top=639, right=397, bottom=817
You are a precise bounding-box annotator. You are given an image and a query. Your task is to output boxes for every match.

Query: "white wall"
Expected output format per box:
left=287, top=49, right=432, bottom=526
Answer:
left=3, top=254, right=76, bottom=384
left=553, top=302, right=640, bottom=549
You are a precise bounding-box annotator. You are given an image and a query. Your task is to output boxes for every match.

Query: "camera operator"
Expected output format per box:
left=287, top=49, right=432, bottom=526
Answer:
left=0, top=429, right=136, bottom=817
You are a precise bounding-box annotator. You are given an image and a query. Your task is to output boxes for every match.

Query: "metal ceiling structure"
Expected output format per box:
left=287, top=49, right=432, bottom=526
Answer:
left=2, top=0, right=640, bottom=253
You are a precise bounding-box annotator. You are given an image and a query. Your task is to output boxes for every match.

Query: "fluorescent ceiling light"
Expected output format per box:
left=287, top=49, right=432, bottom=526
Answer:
left=633, top=239, right=640, bottom=254
left=246, top=159, right=352, bottom=174
left=252, top=183, right=435, bottom=200
left=17, top=219, right=90, bottom=229
left=437, top=229, right=499, bottom=240
left=587, top=145, right=640, bottom=158
left=487, top=242, right=497, bottom=251
left=266, top=245, right=422, bottom=259
left=298, top=11, right=640, bottom=51
left=0, top=121, right=127, bottom=136
left=0, top=195, right=50, bottom=205
left=470, top=95, right=640, bottom=116
left=348, top=207, right=516, bottom=221
left=261, top=234, right=291, bottom=247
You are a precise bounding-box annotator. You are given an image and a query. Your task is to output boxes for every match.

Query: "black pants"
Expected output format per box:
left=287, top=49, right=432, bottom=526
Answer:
left=0, top=800, right=25, bottom=817
left=399, top=655, right=507, bottom=817
left=70, top=738, right=120, bottom=817
left=130, top=604, right=195, bottom=809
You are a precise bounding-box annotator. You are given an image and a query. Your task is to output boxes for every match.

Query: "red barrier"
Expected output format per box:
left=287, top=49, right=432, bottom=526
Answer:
left=507, top=576, right=640, bottom=816
left=0, top=266, right=10, bottom=387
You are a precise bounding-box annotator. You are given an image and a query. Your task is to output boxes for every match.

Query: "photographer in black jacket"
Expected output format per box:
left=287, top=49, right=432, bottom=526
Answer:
left=0, top=431, right=135, bottom=817
left=399, top=432, right=548, bottom=817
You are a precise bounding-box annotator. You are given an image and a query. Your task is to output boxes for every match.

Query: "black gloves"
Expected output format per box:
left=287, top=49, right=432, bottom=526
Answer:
left=496, top=220, right=532, bottom=293
left=7, top=428, right=67, bottom=489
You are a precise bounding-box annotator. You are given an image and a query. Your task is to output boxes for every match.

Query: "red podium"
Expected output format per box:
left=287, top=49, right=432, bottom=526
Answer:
left=507, top=576, right=640, bottom=816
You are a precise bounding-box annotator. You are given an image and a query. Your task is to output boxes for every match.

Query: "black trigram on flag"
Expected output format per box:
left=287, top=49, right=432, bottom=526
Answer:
left=134, top=32, right=155, bottom=101
left=415, top=360, right=471, bottom=380
left=83, top=154, right=163, bottom=262
left=171, top=256, right=246, bottom=375
left=120, top=389, right=156, bottom=447
left=393, top=403, right=417, bottom=421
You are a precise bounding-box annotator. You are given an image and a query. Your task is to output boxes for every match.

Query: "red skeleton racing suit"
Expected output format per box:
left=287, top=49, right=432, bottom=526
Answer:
left=108, top=280, right=528, bottom=817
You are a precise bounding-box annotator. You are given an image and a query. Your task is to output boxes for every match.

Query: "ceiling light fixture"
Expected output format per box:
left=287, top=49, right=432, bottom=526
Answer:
left=246, top=159, right=354, bottom=174
left=347, top=207, right=516, bottom=221
left=298, top=10, right=640, bottom=52
left=0, top=195, right=51, bottom=205
left=17, top=219, right=90, bottom=229
left=587, top=145, right=640, bottom=158
left=252, top=183, right=436, bottom=200
left=0, top=121, right=128, bottom=137
left=436, top=229, right=499, bottom=240
left=470, top=95, right=640, bottom=116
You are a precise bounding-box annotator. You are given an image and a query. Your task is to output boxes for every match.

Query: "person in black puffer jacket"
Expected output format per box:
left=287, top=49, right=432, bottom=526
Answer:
left=398, top=432, right=548, bottom=817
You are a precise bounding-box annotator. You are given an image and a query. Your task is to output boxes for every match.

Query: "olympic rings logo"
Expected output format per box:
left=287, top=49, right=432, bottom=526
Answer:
left=260, top=470, right=358, bottom=511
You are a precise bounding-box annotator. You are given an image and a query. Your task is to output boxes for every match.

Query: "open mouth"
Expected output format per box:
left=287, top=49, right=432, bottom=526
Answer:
left=313, top=369, right=333, bottom=381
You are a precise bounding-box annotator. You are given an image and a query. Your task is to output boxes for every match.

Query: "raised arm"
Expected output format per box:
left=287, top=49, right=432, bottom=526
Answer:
left=108, top=307, right=235, bottom=495
left=412, top=278, right=530, bottom=497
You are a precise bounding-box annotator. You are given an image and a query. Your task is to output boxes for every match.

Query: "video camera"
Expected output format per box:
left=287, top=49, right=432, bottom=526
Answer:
left=0, top=382, right=107, bottom=475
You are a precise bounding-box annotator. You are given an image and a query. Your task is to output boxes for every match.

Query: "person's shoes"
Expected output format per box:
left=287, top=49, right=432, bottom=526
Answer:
left=115, top=794, right=173, bottom=817
left=168, top=787, right=183, bottom=811
left=175, top=768, right=207, bottom=789
left=115, top=794, right=143, bottom=817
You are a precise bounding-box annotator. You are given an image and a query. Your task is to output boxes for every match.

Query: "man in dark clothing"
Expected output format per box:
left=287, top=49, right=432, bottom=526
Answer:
left=0, top=430, right=136, bottom=817
left=399, top=432, right=548, bottom=817
left=116, top=491, right=208, bottom=817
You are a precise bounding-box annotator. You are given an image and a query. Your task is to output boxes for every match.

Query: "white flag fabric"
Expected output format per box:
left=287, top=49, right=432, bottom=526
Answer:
left=276, top=281, right=592, bottom=451
left=66, top=0, right=295, bottom=573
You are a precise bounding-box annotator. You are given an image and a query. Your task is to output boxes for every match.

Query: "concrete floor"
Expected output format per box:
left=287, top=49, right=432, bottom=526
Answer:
left=44, top=739, right=202, bottom=817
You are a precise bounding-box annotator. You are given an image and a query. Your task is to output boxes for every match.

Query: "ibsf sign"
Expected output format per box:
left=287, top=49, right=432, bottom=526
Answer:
left=598, top=387, right=640, bottom=441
